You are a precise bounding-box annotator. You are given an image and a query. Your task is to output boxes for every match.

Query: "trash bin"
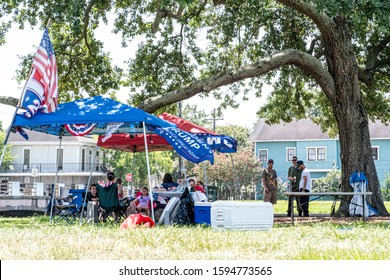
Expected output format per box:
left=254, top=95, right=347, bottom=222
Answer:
left=207, top=186, right=218, bottom=202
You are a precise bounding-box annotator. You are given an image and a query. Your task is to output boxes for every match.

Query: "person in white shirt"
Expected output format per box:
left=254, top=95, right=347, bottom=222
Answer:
left=297, top=160, right=311, bottom=217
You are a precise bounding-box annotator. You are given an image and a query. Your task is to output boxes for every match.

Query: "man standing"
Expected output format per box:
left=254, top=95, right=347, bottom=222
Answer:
left=262, top=159, right=278, bottom=204
left=296, top=160, right=311, bottom=217
left=287, top=156, right=302, bottom=216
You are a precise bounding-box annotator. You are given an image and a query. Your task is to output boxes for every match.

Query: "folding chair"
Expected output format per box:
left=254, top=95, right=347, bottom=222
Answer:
left=53, top=195, right=78, bottom=224
left=68, top=189, right=87, bottom=218
left=97, top=184, right=126, bottom=223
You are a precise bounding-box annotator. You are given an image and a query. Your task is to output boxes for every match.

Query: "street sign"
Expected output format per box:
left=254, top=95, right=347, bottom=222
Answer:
left=125, top=173, right=132, bottom=182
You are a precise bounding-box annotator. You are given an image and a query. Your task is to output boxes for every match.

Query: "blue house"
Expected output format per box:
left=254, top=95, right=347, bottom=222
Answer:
left=249, top=118, right=390, bottom=187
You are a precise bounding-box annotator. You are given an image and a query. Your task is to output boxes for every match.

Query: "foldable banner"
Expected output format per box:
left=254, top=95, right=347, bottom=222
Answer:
left=155, top=127, right=214, bottom=164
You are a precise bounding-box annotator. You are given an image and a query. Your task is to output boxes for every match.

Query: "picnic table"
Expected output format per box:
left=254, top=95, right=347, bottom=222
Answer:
left=284, top=191, right=373, bottom=224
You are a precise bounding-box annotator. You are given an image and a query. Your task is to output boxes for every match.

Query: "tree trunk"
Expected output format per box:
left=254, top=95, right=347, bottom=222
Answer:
left=325, top=21, right=389, bottom=216
left=334, top=100, right=388, bottom=215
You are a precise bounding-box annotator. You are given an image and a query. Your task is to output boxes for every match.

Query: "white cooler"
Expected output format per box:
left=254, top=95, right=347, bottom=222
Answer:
left=211, top=201, right=273, bottom=230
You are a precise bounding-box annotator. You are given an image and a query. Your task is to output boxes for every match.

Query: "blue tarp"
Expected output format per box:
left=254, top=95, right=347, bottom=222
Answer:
left=12, top=96, right=175, bottom=136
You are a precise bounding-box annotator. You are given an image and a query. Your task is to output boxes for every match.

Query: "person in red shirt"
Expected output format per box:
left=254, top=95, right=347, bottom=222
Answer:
left=195, top=180, right=206, bottom=193
left=120, top=213, right=155, bottom=229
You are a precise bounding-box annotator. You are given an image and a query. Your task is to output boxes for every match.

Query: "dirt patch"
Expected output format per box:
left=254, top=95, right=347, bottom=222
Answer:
left=273, top=215, right=390, bottom=225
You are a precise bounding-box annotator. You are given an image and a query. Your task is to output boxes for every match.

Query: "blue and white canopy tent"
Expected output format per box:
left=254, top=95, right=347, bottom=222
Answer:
left=7, top=96, right=214, bottom=221
left=11, top=96, right=178, bottom=221
left=12, top=96, right=174, bottom=136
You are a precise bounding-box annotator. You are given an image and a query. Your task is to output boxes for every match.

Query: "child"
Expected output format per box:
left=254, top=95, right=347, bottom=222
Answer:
left=134, top=187, right=150, bottom=216
left=86, top=184, right=99, bottom=203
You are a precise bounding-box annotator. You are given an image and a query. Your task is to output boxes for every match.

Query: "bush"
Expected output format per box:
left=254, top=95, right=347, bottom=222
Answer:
left=313, top=166, right=341, bottom=192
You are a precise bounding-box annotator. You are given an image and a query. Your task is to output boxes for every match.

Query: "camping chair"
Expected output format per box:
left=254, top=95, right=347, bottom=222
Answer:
left=97, top=184, right=126, bottom=223
left=206, top=185, right=218, bottom=202
left=68, top=189, right=87, bottom=218
left=53, top=194, right=79, bottom=224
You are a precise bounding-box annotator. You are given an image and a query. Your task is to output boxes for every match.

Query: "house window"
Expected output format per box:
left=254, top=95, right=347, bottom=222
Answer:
left=308, top=148, right=316, bottom=161
left=57, top=149, right=64, bottom=171
left=307, top=147, right=326, bottom=161
left=258, top=149, right=268, bottom=163
left=23, top=149, right=30, bottom=170
left=371, top=147, right=379, bottom=160
left=317, top=148, right=326, bottom=161
left=82, top=149, right=86, bottom=171
left=95, top=151, right=100, bottom=171
left=286, top=148, right=296, bottom=161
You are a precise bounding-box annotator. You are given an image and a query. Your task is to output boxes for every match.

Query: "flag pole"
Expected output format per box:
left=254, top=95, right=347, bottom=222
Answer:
left=0, top=18, right=53, bottom=169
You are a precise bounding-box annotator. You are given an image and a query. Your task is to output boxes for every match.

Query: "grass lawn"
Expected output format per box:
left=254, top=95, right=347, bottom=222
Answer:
left=0, top=201, right=389, bottom=260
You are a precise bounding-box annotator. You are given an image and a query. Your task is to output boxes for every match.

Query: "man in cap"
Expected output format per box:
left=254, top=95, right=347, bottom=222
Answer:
left=296, top=160, right=311, bottom=217
left=262, top=159, right=278, bottom=204
left=287, top=156, right=302, bottom=217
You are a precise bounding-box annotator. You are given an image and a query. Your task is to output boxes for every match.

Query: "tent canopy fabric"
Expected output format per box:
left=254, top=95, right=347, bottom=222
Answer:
left=12, top=96, right=175, bottom=136
left=97, top=112, right=238, bottom=153
left=99, top=133, right=172, bottom=153
left=159, top=112, right=216, bottom=134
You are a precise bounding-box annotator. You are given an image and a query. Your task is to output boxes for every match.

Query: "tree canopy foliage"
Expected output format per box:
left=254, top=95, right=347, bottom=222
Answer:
left=1, top=0, right=388, bottom=122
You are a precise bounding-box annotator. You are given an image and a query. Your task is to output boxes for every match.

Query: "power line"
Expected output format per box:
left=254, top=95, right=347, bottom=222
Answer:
left=204, top=108, right=224, bottom=132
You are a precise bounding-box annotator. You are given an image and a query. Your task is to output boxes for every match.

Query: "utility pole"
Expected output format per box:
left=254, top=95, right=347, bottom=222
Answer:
left=204, top=108, right=223, bottom=198
left=206, top=108, right=224, bottom=132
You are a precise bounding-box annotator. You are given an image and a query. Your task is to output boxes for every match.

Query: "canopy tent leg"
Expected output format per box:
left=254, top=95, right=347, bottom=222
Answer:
left=143, top=122, right=155, bottom=222
left=79, top=146, right=98, bottom=222
left=50, top=135, right=63, bottom=222
left=130, top=154, right=135, bottom=196
left=203, top=162, right=209, bottom=197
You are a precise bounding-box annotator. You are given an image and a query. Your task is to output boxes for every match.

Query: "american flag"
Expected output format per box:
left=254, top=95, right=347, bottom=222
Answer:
left=20, top=28, right=58, bottom=118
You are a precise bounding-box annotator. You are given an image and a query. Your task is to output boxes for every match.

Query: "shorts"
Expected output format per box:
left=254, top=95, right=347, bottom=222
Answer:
left=263, top=189, right=277, bottom=204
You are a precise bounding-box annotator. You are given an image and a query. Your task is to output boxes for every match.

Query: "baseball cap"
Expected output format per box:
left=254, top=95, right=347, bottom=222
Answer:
left=268, top=159, right=274, bottom=164
left=296, top=160, right=304, bottom=167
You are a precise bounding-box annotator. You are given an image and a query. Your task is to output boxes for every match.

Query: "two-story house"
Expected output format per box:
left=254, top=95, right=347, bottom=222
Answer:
left=0, top=130, right=107, bottom=196
left=249, top=118, right=390, bottom=187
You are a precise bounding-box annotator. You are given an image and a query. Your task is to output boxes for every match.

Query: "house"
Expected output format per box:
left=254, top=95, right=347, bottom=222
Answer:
left=0, top=130, right=107, bottom=196
left=249, top=118, right=390, bottom=187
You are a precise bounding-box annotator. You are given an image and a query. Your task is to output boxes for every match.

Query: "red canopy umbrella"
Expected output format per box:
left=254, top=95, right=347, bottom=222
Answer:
left=97, top=133, right=172, bottom=153
left=158, top=112, right=217, bottom=135
left=97, top=112, right=217, bottom=153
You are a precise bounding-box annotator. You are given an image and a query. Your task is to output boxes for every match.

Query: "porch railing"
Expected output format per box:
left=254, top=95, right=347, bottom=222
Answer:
left=0, top=163, right=108, bottom=174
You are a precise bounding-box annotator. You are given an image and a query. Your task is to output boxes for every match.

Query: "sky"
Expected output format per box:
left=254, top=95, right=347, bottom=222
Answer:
left=0, top=23, right=269, bottom=130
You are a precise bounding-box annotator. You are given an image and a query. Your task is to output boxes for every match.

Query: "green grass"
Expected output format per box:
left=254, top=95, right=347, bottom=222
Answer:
left=0, top=201, right=389, bottom=260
